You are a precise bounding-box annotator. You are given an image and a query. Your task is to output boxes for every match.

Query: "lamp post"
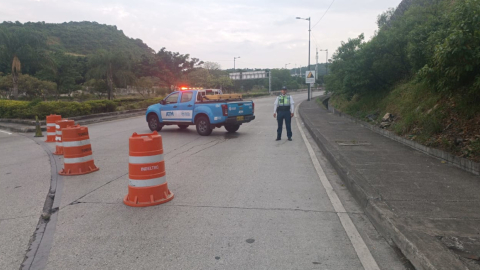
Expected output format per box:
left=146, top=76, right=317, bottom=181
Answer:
left=234, top=56, right=240, bottom=72
left=285, top=63, right=291, bottom=69
left=296, top=16, right=311, bottom=101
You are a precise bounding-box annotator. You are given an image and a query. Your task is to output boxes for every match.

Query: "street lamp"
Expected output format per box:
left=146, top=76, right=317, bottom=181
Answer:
left=319, top=49, right=329, bottom=75
left=234, top=56, right=240, bottom=71
left=285, top=63, right=291, bottom=69
left=296, top=16, right=311, bottom=101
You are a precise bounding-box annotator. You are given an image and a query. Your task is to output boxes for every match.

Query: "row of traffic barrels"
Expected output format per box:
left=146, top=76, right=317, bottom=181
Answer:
left=44, top=114, right=173, bottom=207
left=45, top=114, right=99, bottom=175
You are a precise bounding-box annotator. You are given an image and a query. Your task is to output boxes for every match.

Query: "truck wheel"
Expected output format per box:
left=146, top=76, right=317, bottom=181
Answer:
left=148, top=114, right=163, bottom=131
left=225, top=124, right=240, bottom=133
left=178, top=125, right=189, bottom=130
left=196, top=116, right=212, bottom=136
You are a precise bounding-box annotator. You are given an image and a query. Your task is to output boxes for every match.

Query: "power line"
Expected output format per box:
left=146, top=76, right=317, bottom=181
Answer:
left=312, top=0, right=336, bottom=30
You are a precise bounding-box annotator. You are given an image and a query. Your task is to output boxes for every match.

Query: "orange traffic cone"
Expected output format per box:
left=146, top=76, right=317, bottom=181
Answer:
left=53, top=119, right=75, bottom=155
left=124, top=131, right=174, bottom=207
left=59, top=125, right=99, bottom=175
left=45, top=114, right=61, bottom=142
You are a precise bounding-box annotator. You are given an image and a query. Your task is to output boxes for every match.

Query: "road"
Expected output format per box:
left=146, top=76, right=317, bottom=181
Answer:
left=1, top=92, right=411, bottom=270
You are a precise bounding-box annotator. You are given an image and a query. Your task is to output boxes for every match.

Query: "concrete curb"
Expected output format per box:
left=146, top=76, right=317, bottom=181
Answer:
left=320, top=96, right=480, bottom=176
left=298, top=98, right=470, bottom=270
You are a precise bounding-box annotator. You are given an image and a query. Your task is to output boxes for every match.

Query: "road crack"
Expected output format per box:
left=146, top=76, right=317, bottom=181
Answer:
left=167, top=139, right=218, bottom=160
left=64, top=172, right=128, bottom=208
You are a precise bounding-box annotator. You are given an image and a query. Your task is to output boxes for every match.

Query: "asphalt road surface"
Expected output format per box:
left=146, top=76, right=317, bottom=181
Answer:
left=1, top=92, right=412, bottom=270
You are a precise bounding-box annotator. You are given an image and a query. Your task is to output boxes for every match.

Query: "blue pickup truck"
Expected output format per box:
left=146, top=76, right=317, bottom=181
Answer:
left=146, top=89, right=255, bottom=136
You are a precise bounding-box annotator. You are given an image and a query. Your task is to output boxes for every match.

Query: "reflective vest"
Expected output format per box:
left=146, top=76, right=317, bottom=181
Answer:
left=278, top=95, right=291, bottom=107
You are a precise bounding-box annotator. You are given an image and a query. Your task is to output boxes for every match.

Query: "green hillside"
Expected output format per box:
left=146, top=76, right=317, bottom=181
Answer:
left=0, top=21, right=154, bottom=57
left=326, top=0, right=480, bottom=162
left=0, top=21, right=208, bottom=100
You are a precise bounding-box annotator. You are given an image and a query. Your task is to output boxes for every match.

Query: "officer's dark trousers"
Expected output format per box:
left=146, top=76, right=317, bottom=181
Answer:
left=277, top=110, right=292, bottom=139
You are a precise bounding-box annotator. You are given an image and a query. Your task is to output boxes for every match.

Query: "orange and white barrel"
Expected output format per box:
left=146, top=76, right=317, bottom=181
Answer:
left=45, top=114, right=62, bottom=142
left=53, top=119, right=75, bottom=155
left=124, top=131, right=174, bottom=207
left=59, top=125, right=99, bottom=175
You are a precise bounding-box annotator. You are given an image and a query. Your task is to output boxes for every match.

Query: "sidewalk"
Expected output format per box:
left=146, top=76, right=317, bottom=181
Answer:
left=299, top=98, right=480, bottom=270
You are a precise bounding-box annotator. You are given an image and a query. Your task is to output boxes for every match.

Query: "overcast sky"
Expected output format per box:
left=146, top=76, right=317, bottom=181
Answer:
left=1, top=0, right=402, bottom=69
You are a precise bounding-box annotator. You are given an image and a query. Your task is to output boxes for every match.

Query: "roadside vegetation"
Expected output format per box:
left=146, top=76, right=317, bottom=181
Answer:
left=325, top=0, right=480, bottom=162
left=0, top=96, right=167, bottom=119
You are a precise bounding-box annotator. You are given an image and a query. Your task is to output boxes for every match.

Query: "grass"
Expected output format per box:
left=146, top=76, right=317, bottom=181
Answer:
left=330, top=81, right=446, bottom=141
left=328, top=81, right=480, bottom=162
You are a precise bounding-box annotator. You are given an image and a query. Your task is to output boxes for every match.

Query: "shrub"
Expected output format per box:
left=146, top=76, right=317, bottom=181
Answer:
left=0, top=100, right=30, bottom=118
left=0, top=96, right=158, bottom=119
left=84, top=100, right=117, bottom=114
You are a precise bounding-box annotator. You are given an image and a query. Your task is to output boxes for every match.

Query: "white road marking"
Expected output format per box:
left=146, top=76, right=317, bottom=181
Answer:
left=296, top=103, right=381, bottom=270
left=0, top=130, right=12, bottom=135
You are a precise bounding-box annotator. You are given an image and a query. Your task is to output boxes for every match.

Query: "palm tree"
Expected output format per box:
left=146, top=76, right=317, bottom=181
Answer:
left=0, top=27, right=48, bottom=99
left=87, top=50, right=135, bottom=100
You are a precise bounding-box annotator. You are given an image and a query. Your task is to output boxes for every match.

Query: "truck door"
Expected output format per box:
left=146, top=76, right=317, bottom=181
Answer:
left=177, top=91, right=194, bottom=122
left=160, top=92, right=181, bottom=122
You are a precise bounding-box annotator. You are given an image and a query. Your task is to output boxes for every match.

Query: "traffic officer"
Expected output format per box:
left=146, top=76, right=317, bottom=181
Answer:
left=273, top=86, right=294, bottom=141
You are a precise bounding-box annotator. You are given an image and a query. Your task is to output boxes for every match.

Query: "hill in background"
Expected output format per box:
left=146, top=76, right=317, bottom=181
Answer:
left=0, top=21, right=154, bottom=57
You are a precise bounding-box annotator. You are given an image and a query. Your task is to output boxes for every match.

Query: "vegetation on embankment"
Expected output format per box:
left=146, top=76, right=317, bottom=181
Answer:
left=326, top=0, right=480, bottom=162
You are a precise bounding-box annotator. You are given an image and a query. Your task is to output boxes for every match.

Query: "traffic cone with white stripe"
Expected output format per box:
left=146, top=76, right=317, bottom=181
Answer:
left=59, top=125, right=99, bottom=175
left=53, top=119, right=75, bottom=155
left=45, top=114, right=61, bottom=142
left=124, top=131, right=174, bottom=207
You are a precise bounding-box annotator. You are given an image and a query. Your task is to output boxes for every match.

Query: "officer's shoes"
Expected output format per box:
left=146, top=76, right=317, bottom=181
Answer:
left=288, top=138, right=292, bottom=141
left=276, top=138, right=281, bottom=141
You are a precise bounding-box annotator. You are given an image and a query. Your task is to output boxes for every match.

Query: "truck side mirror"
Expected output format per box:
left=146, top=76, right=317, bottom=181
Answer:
left=160, top=100, right=166, bottom=105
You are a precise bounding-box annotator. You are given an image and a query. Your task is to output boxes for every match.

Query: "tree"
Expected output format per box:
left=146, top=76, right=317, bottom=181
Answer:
left=154, top=47, right=203, bottom=88
left=377, top=8, right=395, bottom=29
left=87, top=49, right=135, bottom=99
left=0, top=73, right=56, bottom=98
left=185, top=67, right=233, bottom=90
left=268, top=69, right=301, bottom=91
left=418, top=0, right=480, bottom=95
left=0, top=27, right=49, bottom=98
left=36, top=52, right=84, bottom=98
left=135, top=76, right=161, bottom=96
left=203, top=61, right=221, bottom=72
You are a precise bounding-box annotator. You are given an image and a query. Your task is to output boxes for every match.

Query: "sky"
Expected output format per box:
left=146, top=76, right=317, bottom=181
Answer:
left=1, top=0, right=403, bottom=70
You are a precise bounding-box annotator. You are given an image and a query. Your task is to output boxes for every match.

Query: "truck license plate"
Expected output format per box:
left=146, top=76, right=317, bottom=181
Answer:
left=236, top=116, right=244, bottom=121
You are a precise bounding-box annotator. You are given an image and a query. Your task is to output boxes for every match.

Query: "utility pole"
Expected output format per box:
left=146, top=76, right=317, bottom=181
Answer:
left=234, top=56, right=240, bottom=71
left=296, top=16, right=311, bottom=101
left=325, top=49, right=328, bottom=75
left=308, top=17, right=311, bottom=101
left=269, top=70, right=272, bottom=94
left=316, top=48, right=318, bottom=90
